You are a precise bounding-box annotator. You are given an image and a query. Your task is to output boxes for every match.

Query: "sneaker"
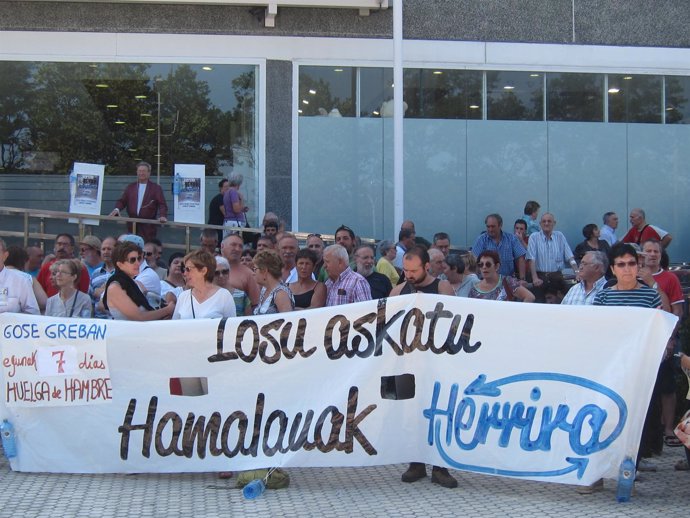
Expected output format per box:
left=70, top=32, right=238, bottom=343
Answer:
left=638, top=459, right=657, bottom=472
left=401, top=462, right=427, bottom=483
left=577, top=478, right=604, bottom=494
left=431, top=466, right=458, bottom=489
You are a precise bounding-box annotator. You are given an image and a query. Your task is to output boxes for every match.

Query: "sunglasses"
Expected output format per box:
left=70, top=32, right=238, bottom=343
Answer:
left=478, top=261, right=495, bottom=268
left=144, top=251, right=154, bottom=257
left=614, top=261, right=638, bottom=269
left=307, top=233, right=322, bottom=239
left=214, top=269, right=230, bottom=276
left=125, top=255, right=143, bottom=264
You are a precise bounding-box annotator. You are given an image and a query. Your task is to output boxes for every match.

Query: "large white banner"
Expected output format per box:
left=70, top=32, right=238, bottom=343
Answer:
left=0, top=295, right=677, bottom=485
left=68, top=162, right=105, bottom=226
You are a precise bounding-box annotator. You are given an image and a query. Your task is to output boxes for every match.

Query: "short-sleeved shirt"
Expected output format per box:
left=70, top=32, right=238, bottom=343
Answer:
left=468, top=275, right=520, bottom=301
left=222, top=188, right=247, bottom=224
left=325, top=267, right=372, bottom=306
left=622, top=225, right=668, bottom=245
left=173, top=287, right=236, bottom=319
left=593, top=285, right=662, bottom=308
left=45, top=290, right=93, bottom=318
left=472, top=231, right=526, bottom=277
left=526, top=230, right=574, bottom=273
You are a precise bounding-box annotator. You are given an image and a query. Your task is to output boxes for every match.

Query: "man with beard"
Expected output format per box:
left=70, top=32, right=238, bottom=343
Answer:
left=389, top=246, right=456, bottom=488
left=221, top=233, right=260, bottom=315
left=354, top=245, right=391, bottom=299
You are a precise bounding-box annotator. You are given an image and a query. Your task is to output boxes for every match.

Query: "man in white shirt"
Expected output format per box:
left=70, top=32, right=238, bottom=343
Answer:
left=600, top=211, right=619, bottom=246
left=0, top=238, right=39, bottom=315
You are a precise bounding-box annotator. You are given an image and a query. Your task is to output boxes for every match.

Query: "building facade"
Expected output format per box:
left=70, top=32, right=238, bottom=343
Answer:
left=1, top=1, right=690, bottom=257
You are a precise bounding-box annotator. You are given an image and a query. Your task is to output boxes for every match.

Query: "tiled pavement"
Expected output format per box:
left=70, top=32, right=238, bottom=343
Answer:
left=0, top=448, right=688, bottom=517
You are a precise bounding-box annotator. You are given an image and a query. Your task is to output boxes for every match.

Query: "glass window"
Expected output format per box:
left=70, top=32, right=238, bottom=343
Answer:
left=547, top=73, right=604, bottom=122
left=487, top=71, right=544, bottom=121
left=403, top=69, right=482, bottom=119
left=360, top=67, right=394, bottom=118
left=0, top=61, right=255, bottom=176
left=608, top=74, right=662, bottom=123
left=298, top=66, right=356, bottom=117
left=665, top=76, right=690, bottom=124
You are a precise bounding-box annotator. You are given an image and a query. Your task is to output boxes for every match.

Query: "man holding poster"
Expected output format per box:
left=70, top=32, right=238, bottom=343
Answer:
left=110, top=162, right=168, bottom=242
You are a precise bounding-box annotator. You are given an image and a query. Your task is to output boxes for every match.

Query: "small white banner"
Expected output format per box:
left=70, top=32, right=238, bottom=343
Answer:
left=172, top=164, right=205, bottom=224
left=68, top=162, right=105, bottom=226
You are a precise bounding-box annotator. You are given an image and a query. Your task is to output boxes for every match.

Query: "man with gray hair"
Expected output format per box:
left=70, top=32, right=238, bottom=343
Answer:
left=600, top=211, right=619, bottom=246
left=323, top=244, right=371, bottom=306
left=561, top=251, right=607, bottom=306
left=354, top=245, right=391, bottom=299
left=623, top=208, right=672, bottom=248
left=110, top=161, right=168, bottom=242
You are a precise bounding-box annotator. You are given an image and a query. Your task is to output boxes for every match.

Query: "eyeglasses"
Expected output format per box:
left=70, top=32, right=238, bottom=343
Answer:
left=478, top=261, right=495, bottom=268
left=214, top=269, right=230, bottom=276
left=54, top=270, right=73, bottom=276
left=125, top=255, right=143, bottom=264
left=144, top=251, right=154, bottom=257
left=579, top=262, right=593, bottom=268
left=614, top=261, right=638, bottom=269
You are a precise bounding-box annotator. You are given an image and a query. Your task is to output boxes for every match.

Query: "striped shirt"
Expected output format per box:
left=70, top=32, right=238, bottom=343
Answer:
left=526, top=230, right=575, bottom=272
left=472, top=231, right=526, bottom=277
left=561, top=276, right=607, bottom=306
left=593, top=285, right=661, bottom=308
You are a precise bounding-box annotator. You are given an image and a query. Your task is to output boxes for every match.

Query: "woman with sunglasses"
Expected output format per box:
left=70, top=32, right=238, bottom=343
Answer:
left=468, top=250, right=535, bottom=302
left=103, top=241, right=174, bottom=321
left=174, top=250, right=236, bottom=320
left=45, top=259, right=92, bottom=318
left=593, top=243, right=662, bottom=308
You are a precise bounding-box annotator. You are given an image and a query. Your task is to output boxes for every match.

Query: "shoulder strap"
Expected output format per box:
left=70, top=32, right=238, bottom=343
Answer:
left=636, top=225, right=649, bottom=244
left=502, top=276, right=514, bottom=301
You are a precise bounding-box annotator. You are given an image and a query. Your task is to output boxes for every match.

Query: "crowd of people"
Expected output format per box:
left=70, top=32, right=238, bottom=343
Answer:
left=0, top=171, right=687, bottom=492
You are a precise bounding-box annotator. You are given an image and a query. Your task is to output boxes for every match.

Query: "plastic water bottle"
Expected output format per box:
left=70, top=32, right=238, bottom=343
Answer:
left=173, top=173, right=182, bottom=196
left=242, top=479, right=266, bottom=500
left=616, top=456, right=635, bottom=502
left=69, top=170, right=77, bottom=201
left=1, top=420, right=17, bottom=458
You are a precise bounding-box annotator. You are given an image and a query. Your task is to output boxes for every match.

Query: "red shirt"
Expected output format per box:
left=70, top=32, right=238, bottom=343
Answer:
left=37, top=258, right=91, bottom=297
left=622, top=225, right=661, bottom=245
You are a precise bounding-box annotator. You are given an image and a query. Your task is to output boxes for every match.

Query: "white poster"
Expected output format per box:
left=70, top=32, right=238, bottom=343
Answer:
left=172, top=164, right=205, bottom=224
left=68, top=162, right=105, bottom=225
left=0, top=296, right=677, bottom=485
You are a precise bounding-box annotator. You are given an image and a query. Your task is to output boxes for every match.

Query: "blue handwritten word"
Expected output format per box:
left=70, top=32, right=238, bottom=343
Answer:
left=45, top=323, right=106, bottom=341
left=423, top=373, right=628, bottom=478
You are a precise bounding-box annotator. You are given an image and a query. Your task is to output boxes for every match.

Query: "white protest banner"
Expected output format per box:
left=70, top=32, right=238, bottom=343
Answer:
left=68, top=162, right=105, bottom=225
left=2, top=318, right=110, bottom=407
left=172, top=164, right=205, bottom=224
left=0, top=295, right=677, bottom=485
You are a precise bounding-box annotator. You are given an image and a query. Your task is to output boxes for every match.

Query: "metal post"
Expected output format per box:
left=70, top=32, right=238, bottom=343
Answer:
left=393, top=0, right=404, bottom=233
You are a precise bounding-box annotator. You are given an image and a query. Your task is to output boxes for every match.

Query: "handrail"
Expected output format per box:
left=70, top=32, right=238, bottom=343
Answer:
left=0, top=205, right=369, bottom=252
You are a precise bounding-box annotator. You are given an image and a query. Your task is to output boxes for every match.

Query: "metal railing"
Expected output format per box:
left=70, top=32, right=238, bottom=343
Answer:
left=0, top=205, right=354, bottom=252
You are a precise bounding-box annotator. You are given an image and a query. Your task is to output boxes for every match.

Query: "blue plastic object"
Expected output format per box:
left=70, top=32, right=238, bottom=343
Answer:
left=242, top=479, right=266, bottom=500
left=616, top=456, right=635, bottom=502
left=173, top=173, right=182, bottom=196
left=1, top=420, right=17, bottom=458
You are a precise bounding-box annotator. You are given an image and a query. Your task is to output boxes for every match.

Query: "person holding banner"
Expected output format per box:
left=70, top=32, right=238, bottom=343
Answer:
left=45, top=259, right=92, bottom=318
left=253, top=250, right=295, bottom=315
left=103, top=241, right=174, bottom=321
left=173, top=250, right=236, bottom=320
left=0, top=238, right=40, bottom=315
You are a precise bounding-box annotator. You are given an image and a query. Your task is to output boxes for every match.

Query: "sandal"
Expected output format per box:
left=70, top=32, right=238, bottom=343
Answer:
left=675, top=459, right=689, bottom=471
left=665, top=435, right=683, bottom=447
